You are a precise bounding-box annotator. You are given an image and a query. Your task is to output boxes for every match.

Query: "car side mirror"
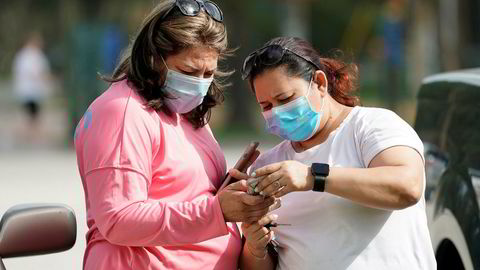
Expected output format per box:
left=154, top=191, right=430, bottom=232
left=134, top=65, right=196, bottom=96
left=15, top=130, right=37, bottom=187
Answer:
left=0, top=204, right=76, bottom=268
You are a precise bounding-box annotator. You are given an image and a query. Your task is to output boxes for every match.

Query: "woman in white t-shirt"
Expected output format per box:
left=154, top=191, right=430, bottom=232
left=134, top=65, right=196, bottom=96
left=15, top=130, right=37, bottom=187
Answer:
left=236, top=37, right=437, bottom=270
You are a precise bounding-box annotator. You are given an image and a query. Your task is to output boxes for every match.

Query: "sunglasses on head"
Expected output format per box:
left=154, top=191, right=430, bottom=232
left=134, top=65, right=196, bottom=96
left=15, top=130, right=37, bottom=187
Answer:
left=162, top=0, right=224, bottom=23
left=241, top=44, right=321, bottom=80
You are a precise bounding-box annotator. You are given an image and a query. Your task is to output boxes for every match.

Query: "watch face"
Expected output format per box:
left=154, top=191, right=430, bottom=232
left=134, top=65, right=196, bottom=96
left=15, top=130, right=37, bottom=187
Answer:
left=312, top=163, right=329, bottom=176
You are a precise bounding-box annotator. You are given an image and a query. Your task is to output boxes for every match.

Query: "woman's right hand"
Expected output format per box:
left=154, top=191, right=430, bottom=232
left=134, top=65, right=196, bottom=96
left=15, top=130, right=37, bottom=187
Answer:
left=242, top=214, right=278, bottom=258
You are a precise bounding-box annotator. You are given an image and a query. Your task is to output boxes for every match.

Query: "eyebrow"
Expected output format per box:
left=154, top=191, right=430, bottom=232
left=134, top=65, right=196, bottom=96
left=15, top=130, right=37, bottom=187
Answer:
left=259, top=90, right=293, bottom=104
left=182, top=63, right=217, bottom=73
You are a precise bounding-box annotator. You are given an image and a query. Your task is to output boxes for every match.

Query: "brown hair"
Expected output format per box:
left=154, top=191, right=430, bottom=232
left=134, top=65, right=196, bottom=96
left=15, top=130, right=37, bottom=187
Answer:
left=247, top=37, right=359, bottom=107
left=104, top=0, right=230, bottom=129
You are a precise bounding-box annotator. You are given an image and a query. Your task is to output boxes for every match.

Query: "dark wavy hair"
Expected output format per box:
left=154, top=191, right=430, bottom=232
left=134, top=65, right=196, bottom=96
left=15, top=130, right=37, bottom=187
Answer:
left=104, top=0, right=230, bottom=129
left=247, top=37, right=360, bottom=107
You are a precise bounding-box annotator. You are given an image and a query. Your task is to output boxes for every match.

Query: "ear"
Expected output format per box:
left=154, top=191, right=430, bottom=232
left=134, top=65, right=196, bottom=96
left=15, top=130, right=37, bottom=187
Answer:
left=313, top=70, right=328, bottom=97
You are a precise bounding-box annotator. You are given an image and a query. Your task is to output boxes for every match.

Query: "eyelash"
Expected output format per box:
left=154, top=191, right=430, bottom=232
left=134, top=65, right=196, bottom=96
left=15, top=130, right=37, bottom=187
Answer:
left=262, top=105, right=272, bottom=111
left=279, top=95, right=293, bottom=102
left=180, top=70, right=195, bottom=76
left=261, top=95, right=293, bottom=111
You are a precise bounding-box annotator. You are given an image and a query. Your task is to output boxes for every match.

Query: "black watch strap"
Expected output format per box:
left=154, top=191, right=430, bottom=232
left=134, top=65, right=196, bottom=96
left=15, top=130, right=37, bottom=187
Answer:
left=311, top=163, right=329, bottom=192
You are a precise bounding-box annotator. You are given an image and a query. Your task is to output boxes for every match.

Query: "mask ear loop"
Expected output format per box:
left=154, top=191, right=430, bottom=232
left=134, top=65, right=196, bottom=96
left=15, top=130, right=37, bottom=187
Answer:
left=158, top=55, right=174, bottom=92
left=306, top=75, right=325, bottom=113
left=159, top=55, right=170, bottom=70
left=307, top=74, right=326, bottom=139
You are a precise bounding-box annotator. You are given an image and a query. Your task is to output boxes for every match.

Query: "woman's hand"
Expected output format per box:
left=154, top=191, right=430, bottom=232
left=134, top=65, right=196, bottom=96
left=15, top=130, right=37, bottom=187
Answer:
left=252, top=161, right=314, bottom=197
left=218, top=180, right=278, bottom=223
left=218, top=169, right=282, bottom=223
left=242, top=214, right=278, bottom=259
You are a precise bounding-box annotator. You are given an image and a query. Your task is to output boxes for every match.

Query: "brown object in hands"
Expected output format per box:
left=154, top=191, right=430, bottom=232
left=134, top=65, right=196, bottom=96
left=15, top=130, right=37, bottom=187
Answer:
left=218, top=142, right=260, bottom=191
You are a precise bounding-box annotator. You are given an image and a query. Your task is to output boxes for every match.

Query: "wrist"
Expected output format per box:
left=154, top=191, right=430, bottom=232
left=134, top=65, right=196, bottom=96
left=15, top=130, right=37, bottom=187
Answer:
left=217, top=191, right=229, bottom=221
left=247, top=244, right=267, bottom=259
left=306, top=166, right=315, bottom=191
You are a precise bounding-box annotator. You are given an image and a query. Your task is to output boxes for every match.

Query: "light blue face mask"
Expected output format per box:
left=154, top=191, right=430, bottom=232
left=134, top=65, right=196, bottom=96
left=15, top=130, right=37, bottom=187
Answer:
left=161, top=57, right=214, bottom=114
left=262, top=79, right=324, bottom=142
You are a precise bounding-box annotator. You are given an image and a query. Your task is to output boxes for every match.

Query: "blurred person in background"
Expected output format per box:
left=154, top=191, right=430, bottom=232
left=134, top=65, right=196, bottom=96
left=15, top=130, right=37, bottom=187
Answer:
left=238, top=37, right=436, bottom=270
left=74, top=0, right=277, bottom=269
left=12, top=31, right=52, bottom=142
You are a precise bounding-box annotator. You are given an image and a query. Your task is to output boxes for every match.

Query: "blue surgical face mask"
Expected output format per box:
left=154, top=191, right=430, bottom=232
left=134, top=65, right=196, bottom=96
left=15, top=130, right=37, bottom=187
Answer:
left=161, top=57, right=213, bottom=114
left=262, top=79, right=324, bottom=142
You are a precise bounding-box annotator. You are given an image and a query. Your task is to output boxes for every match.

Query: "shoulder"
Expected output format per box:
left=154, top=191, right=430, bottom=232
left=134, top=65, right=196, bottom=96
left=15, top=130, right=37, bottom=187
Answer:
left=92, top=80, right=156, bottom=125
left=353, top=106, right=403, bottom=123
left=351, top=107, right=424, bottom=165
left=75, top=81, right=160, bottom=173
left=251, top=141, right=290, bottom=172
left=350, top=106, right=414, bottom=134
left=76, top=80, right=159, bottom=142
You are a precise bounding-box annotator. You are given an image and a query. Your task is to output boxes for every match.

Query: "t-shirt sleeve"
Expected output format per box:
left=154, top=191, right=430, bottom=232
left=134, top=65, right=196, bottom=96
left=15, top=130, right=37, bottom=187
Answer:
left=76, top=93, right=228, bottom=247
left=356, top=108, right=424, bottom=168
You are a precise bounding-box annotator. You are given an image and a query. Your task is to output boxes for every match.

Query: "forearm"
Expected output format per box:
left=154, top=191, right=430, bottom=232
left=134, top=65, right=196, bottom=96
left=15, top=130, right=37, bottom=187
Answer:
left=93, top=195, right=229, bottom=246
left=87, top=169, right=229, bottom=246
left=325, top=166, right=423, bottom=210
left=239, top=244, right=276, bottom=270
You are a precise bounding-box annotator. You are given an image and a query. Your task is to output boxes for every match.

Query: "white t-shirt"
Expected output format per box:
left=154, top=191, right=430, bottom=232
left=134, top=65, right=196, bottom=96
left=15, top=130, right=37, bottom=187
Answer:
left=12, top=46, right=51, bottom=102
left=251, top=106, right=436, bottom=270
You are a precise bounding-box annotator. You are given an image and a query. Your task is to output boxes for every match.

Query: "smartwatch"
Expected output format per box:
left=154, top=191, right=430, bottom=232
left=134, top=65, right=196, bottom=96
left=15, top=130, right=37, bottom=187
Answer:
left=311, top=163, right=330, bottom=192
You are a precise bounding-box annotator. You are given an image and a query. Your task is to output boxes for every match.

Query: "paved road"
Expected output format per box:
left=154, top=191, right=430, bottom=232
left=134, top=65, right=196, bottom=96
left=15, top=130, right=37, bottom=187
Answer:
left=0, top=144, right=274, bottom=270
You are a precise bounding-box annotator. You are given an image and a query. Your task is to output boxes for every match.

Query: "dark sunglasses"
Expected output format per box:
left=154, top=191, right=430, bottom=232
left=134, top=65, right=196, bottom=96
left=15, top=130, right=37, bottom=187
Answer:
left=241, top=44, right=321, bottom=80
left=162, top=0, right=224, bottom=23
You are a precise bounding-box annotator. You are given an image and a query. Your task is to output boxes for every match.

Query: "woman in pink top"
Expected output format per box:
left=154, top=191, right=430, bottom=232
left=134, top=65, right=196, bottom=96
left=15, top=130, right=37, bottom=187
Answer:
left=74, top=1, right=278, bottom=269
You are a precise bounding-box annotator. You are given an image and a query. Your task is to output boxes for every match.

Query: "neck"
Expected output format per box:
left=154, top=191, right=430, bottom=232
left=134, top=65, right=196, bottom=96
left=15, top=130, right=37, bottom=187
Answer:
left=293, top=99, right=352, bottom=152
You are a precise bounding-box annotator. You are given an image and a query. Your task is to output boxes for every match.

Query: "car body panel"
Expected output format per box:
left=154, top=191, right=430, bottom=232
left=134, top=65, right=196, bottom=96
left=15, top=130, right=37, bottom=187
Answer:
left=415, top=69, right=480, bottom=269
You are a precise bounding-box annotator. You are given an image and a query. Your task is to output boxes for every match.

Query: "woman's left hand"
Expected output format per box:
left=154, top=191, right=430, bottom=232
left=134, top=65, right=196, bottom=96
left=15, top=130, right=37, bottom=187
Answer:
left=252, top=161, right=313, bottom=197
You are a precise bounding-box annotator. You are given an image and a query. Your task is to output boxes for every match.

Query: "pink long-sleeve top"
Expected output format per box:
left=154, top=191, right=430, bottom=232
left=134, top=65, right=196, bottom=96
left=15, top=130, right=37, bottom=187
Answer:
left=74, top=80, right=241, bottom=269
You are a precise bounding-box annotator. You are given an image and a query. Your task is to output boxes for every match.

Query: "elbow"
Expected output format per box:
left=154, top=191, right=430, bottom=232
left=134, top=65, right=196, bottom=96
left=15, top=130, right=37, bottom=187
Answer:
left=97, top=221, right=124, bottom=246
left=102, top=228, right=128, bottom=246
left=397, top=186, right=421, bottom=209
left=94, top=213, right=131, bottom=246
left=395, top=173, right=423, bottom=209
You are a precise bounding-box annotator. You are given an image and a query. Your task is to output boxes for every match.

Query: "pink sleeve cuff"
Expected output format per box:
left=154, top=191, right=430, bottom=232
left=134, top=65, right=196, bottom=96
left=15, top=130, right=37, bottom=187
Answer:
left=212, top=195, right=229, bottom=236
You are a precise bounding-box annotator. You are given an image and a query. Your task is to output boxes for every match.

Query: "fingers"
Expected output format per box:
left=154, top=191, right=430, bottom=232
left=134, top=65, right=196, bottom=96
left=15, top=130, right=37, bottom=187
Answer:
left=242, top=220, right=263, bottom=237
left=228, top=169, right=250, bottom=181
left=251, top=226, right=271, bottom=241
left=226, top=179, right=248, bottom=192
left=246, top=230, right=274, bottom=257
left=261, top=178, right=288, bottom=197
left=255, top=171, right=283, bottom=194
left=244, top=214, right=278, bottom=239
left=257, top=213, right=278, bottom=226
left=246, top=229, right=275, bottom=257
left=268, top=198, right=282, bottom=212
left=273, top=185, right=290, bottom=198
left=245, top=199, right=280, bottom=222
left=252, top=162, right=282, bottom=178
left=256, top=230, right=274, bottom=246
left=246, top=195, right=275, bottom=209
left=242, top=193, right=273, bottom=206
